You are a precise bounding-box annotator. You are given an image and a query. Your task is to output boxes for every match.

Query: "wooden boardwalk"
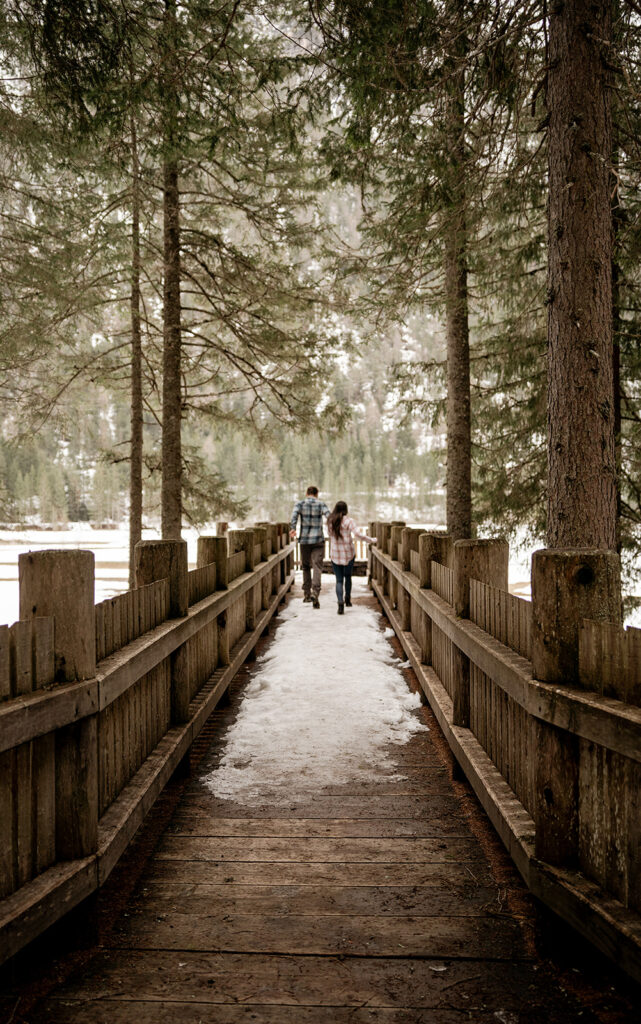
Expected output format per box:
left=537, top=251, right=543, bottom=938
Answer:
left=15, top=587, right=630, bottom=1022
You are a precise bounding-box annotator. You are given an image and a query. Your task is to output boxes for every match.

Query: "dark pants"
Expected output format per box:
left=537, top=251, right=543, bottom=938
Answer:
left=301, top=543, right=324, bottom=597
left=332, top=558, right=354, bottom=605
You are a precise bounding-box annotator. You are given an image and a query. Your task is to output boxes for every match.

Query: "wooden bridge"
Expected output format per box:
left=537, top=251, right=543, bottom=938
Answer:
left=0, top=522, right=640, bottom=1020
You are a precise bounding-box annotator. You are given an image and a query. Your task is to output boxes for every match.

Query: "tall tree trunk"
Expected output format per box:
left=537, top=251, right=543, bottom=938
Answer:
left=612, top=131, right=622, bottom=555
left=546, top=0, right=616, bottom=549
left=129, top=109, right=143, bottom=587
left=443, top=25, right=471, bottom=541
left=161, top=0, right=182, bottom=540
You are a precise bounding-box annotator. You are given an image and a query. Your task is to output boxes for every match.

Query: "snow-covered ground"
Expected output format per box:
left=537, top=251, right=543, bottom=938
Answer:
left=203, top=577, right=427, bottom=804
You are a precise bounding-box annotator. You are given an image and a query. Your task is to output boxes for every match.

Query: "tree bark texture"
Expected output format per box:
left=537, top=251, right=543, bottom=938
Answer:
left=546, top=0, right=617, bottom=549
left=611, top=110, right=622, bottom=554
left=443, top=54, right=472, bottom=541
left=161, top=0, right=182, bottom=540
left=129, top=110, right=143, bottom=587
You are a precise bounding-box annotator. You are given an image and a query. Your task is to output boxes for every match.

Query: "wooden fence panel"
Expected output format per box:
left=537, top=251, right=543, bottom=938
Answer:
left=188, top=563, right=217, bottom=606
left=186, top=618, right=218, bottom=703
left=410, top=550, right=420, bottom=577
left=579, top=620, right=641, bottom=704
left=0, top=615, right=56, bottom=897
left=577, top=620, right=641, bottom=911
left=95, top=579, right=170, bottom=661
left=431, top=561, right=453, bottom=605
left=228, top=593, right=247, bottom=648
left=470, top=579, right=532, bottom=661
left=228, top=551, right=246, bottom=583
left=468, top=578, right=534, bottom=813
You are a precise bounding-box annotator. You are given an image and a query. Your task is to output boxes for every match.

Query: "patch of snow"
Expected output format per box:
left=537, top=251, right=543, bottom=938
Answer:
left=203, top=577, right=427, bottom=804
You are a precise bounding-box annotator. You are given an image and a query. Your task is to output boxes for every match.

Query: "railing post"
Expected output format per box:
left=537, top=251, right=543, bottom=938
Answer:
left=452, top=539, right=509, bottom=728
left=19, top=550, right=98, bottom=860
left=197, top=535, right=228, bottom=590
left=368, top=521, right=377, bottom=587
left=416, top=532, right=452, bottom=664
left=390, top=525, right=404, bottom=610
left=135, top=539, right=189, bottom=723
left=135, top=539, right=188, bottom=618
left=253, top=527, right=270, bottom=609
left=216, top=521, right=228, bottom=536
left=531, top=548, right=621, bottom=866
left=230, top=529, right=257, bottom=631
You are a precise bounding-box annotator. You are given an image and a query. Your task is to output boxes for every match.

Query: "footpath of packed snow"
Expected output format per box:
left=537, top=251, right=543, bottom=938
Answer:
left=203, top=577, right=427, bottom=804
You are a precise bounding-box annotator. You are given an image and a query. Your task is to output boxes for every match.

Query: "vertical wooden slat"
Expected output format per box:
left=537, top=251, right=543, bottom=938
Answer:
left=0, top=626, right=11, bottom=700
left=0, top=749, right=14, bottom=897
left=10, top=620, right=33, bottom=696
left=14, top=741, right=33, bottom=887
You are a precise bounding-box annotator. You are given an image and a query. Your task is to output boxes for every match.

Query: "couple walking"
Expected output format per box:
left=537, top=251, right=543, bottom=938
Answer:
left=290, top=486, right=376, bottom=614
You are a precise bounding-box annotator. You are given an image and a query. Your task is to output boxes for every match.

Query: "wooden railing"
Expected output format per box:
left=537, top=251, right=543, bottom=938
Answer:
left=369, top=521, right=641, bottom=984
left=0, top=523, right=294, bottom=964
left=294, top=536, right=370, bottom=568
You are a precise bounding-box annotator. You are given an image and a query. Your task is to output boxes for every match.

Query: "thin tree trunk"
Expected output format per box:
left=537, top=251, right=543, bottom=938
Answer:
left=129, top=109, right=143, bottom=587
left=443, top=27, right=471, bottom=541
left=546, top=0, right=616, bottom=550
left=161, top=0, right=182, bottom=540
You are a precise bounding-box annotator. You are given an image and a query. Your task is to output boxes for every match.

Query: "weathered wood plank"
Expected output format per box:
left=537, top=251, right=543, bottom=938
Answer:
left=34, top=951, right=560, bottom=1012
left=112, top=909, right=525, bottom=959
left=154, top=836, right=481, bottom=864
left=165, top=816, right=473, bottom=839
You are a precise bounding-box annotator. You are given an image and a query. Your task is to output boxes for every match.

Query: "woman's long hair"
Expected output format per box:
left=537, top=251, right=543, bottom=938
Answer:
left=328, top=500, right=348, bottom=540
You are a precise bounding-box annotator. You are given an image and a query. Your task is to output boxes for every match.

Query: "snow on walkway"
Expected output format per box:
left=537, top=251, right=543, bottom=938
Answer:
left=203, top=577, right=427, bottom=805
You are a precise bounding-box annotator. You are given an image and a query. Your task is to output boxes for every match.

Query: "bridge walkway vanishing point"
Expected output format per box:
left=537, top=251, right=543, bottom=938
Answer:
left=9, top=579, right=635, bottom=1024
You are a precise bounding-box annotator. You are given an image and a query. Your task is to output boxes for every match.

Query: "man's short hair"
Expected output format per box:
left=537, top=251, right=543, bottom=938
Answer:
left=306, top=485, right=319, bottom=496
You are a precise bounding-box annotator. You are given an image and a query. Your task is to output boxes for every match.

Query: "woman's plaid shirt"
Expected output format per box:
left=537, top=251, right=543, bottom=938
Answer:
left=328, top=516, right=375, bottom=565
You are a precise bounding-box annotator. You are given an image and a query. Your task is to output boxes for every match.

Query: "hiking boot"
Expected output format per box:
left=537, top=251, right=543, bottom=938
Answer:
left=337, top=603, right=344, bottom=615
left=312, top=597, right=320, bottom=609
left=303, top=594, right=312, bottom=603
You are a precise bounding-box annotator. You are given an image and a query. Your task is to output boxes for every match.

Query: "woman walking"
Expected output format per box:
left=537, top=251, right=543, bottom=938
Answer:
left=327, top=501, right=376, bottom=614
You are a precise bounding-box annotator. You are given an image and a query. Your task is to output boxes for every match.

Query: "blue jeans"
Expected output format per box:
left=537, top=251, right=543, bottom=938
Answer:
left=332, top=558, right=354, bottom=605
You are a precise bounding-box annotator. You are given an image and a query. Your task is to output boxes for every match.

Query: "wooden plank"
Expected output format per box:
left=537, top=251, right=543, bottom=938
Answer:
left=37, top=950, right=556, bottom=1012
left=112, top=908, right=524, bottom=959
left=129, top=884, right=498, bottom=918
left=33, top=732, right=55, bottom=874
left=10, top=620, right=33, bottom=696
left=0, top=626, right=11, bottom=701
left=155, top=836, right=480, bottom=863
left=14, top=741, right=33, bottom=887
left=24, top=1001, right=521, bottom=1023
left=0, top=750, right=14, bottom=897
left=166, top=816, right=473, bottom=839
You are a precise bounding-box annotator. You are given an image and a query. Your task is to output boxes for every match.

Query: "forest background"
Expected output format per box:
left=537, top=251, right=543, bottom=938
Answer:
left=0, top=1, right=640, bottom=606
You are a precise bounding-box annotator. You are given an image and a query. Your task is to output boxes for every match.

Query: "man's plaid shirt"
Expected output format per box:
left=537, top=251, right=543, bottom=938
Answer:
left=328, top=516, right=375, bottom=565
left=290, top=496, right=330, bottom=545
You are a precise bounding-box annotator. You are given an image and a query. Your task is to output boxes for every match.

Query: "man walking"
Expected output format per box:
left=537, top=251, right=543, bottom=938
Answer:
left=290, top=485, right=329, bottom=608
